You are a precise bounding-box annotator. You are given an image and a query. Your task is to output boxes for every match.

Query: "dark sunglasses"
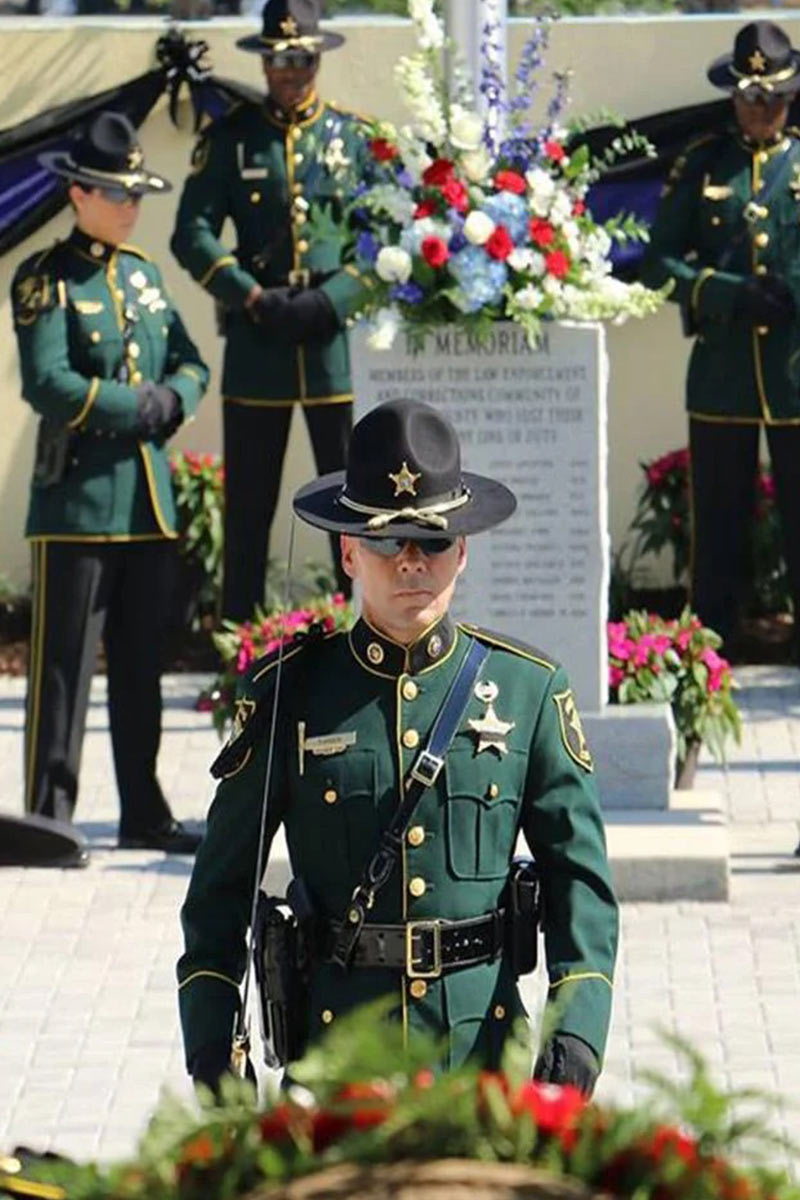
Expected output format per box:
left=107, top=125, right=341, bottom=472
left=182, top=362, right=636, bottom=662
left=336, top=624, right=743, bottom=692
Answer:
left=737, top=88, right=786, bottom=107
left=359, top=536, right=456, bottom=558
left=267, top=50, right=319, bottom=70
left=96, top=186, right=143, bottom=205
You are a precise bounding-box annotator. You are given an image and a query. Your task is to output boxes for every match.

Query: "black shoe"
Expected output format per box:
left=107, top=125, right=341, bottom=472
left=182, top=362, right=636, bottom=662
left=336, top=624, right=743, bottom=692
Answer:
left=118, top=819, right=202, bottom=854
left=794, top=839, right=800, bottom=858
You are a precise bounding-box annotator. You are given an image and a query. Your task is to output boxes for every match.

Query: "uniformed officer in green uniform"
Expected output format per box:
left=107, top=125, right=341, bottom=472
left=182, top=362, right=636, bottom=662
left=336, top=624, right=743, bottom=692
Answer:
left=171, top=0, right=371, bottom=620
left=641, top=21, right=800, bottom=656
left=178, top=398, right=619, bottom=1096
left=12, top=111, right=210, bottom=854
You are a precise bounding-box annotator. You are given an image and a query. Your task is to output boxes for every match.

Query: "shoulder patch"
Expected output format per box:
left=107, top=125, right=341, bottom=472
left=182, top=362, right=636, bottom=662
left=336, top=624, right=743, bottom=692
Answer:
left=210, top=623, right=335, bottom=781
left=553, top=688, right=594, bottom=773
left=459, top=623, right=557, bottom=671
left=13, top=271, right=54, bottom=326
left=666, top=132, right=722, bottom=191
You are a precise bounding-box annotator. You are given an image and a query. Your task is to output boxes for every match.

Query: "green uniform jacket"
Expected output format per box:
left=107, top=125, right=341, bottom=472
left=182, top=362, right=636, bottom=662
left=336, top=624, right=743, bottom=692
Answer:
left=12, top=228, right=209, bottom=540
left=178, top=614, right=618, bottom=1073
left=170, top=93, right=371, bottom=407
left=640, top=127, right=800, bottom=423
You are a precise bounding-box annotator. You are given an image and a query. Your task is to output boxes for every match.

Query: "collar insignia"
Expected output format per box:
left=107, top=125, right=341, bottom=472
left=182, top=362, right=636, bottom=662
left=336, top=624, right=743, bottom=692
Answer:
left=554, top=689, right=594, bottom=773
left=468, top=696, right=515, bottom=757
left=748, top=49, right=767, bottom=73
left=388, top=460, right=421, bottom=497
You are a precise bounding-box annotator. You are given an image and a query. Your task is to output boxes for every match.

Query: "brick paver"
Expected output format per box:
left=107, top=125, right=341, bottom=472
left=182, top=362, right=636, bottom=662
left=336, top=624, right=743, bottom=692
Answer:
left=1, top=666, right=799, bottom=1167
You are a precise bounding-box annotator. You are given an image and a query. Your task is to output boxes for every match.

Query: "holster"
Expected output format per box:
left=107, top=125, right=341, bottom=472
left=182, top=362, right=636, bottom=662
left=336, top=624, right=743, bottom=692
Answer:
left=32, top=418, right=71, bottom=488
left=253, top=877, right=315, bottom=1069
left=505, top=856, right=541, bottom=978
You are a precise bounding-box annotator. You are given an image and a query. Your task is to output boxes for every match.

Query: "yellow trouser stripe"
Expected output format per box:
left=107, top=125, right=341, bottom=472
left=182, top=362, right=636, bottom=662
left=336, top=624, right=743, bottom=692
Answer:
left=25, top=542, right=47, bottom=813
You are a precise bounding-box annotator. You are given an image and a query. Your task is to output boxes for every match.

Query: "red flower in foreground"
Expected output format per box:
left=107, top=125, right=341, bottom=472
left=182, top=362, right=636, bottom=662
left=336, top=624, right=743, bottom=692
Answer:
left=414, top=198, right=437, bottom=219
left=529, top=217, right=555, bottom=247
left=486, top=225, right=514, bottom=261
left=545, top=250, right=570, bottom=279
left=544, top=139, right=566, bottom=162
left=421, top=236, right=450, bottom=268
left=495, top=169, right=526, bottom=194
left=644, top=1125, right=700, bottom=1170
left=573, top=199, right=586, bottom=216
left=370, top=137, right=398, bottom=161
left=259, top=1103, right=297, bottom=1143
left=511, top=1080, right=585, bottom=1149
left=422, top=157, right=455, bottom=186
left=441, top=176, right=469, bottom=213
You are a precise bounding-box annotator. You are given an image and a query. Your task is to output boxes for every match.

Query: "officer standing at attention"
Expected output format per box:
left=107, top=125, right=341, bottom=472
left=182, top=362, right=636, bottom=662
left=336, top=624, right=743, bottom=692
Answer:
left=642, top=22, right=800, bottom=659
left=178, top=398, right=619, bottom=1096
left=11, top=112, right=209, bottom=855
left=171, top=0, right=371, bottom=621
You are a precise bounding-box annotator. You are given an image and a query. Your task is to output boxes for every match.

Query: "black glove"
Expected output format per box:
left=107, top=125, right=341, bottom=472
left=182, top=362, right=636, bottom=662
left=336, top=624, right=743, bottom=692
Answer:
left=134, top=383, right=182, bottom=439
left=733, top=276, right=796, bottom=325
left=189, top=1040, right=256, bottom=1099
left=248, top=286, right=339, bottom=343
left=534, top=1033, right=599, bottom=1098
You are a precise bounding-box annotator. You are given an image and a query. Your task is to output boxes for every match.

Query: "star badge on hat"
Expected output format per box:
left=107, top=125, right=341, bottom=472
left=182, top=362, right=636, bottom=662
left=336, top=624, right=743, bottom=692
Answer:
left=749, top=48, right=767, bottom=72
left=280, top=15, right=299, bottom=34
left=388, top=461, right=421, bottom=497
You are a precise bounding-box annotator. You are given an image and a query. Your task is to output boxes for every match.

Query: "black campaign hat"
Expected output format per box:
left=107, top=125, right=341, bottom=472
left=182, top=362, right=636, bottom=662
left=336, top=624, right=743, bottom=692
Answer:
left=237, top=0, right=344, bottom=55
left=293, top=398, right=517, bottom=539
left=707, top=21, right=800, bottom=96
left=39, top=111, right=171, bottom=196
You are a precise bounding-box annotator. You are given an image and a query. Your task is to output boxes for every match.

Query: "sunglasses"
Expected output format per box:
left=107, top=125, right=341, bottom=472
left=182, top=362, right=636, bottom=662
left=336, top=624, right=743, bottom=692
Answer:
left=267, top=50, right=319, bottom=70
left=95, top=186, right=143, bottom=205
left=359, top=537, right=456, bottom=558
left=737, top=89, right=786, bottom=107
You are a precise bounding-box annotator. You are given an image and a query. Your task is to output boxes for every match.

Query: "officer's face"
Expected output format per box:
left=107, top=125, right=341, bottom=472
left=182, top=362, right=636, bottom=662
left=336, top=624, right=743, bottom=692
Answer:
left=733, top=93, right=790, bottom=142
left=69, top=185, right=142, bottom=246
left=340, top=535, right=468, bottom=644
left=262, top=53, right=320, bottom=112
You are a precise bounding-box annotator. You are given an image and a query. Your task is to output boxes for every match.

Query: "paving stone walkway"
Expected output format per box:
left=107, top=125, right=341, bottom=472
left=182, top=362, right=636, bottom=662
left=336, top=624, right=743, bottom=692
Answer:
left=0, top=666, right=799, bottom=1168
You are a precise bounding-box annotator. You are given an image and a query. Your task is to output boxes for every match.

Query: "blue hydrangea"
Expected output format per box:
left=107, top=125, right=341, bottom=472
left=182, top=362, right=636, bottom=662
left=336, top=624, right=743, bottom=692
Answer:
left=448, top=246, right=508, bottom=312
left=356, top=231, right=380, bottom=265
left=390, top=282, right=425, bottom=304
left=481, top=191, right=529, bottom=244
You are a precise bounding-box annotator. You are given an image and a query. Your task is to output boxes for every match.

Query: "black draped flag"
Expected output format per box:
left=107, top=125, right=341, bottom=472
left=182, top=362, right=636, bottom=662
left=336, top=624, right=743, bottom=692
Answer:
left=0, top=29, right=260, bottom=258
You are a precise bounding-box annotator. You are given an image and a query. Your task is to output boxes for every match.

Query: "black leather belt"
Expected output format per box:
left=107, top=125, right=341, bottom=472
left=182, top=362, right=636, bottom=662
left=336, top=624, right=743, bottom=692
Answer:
left=255, top=268, right=337, bottom=290
left=325, top=910, right=505, bottom=979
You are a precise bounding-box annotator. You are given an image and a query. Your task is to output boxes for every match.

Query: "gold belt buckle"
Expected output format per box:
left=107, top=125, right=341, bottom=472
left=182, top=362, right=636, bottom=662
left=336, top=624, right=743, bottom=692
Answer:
left=406, top=919, right=442, bottom=979
left=288, top=267, right=311, bottom=288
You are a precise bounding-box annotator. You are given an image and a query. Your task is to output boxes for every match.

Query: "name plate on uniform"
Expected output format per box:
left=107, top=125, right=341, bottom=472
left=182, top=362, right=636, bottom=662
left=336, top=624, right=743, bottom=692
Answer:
left=350, top=321, right=609, bottom=711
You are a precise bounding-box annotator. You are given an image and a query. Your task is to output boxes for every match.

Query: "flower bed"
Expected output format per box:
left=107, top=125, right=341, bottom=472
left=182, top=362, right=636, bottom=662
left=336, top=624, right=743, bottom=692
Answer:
left=169, top=450, right=225, bottom=624
left=608, top=608, right=741, bottom=765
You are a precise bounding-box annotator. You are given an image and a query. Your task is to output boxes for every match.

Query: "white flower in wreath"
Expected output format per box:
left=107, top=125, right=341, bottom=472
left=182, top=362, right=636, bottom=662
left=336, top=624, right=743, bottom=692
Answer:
left=366, top=306, right=401, bottom=350
left=449, top=104, right=484, bottom=151
left=549, top=191, right=573, bottom=228
left=597, top=274, right=629, bottom=304
left=323, top=137, right=351, bottom=175
left=409, top=0, right=445, bottom=49
left=543, top=274, right=563, bottom=298
left=463, top=210, right=495, bottom=246
left=375, top=245, right=413, bottom=284
left=366, top=184, right=416, bottom=225
left=460, top=146, right=493, bottom=184
left=526, top=167, right=556, bottom=216
left=514, top=283, right=545, bottom=311
left=507, top=247, right=545, bottom=275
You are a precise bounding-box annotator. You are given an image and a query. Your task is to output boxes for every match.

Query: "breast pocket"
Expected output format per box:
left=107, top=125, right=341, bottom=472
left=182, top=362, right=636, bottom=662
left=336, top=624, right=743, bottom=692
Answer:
left=443, top=747, right=527, bottom=881
left=297, top=749, right=379, bottom=881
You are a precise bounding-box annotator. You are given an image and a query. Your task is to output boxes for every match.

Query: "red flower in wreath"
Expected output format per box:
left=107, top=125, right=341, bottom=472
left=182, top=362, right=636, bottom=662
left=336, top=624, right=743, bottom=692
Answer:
left=486, top=225, right=514, bottom=261
left=414, top=198, right=437, bottom=219
left=370, top=137, right=399, bottom=162
left=544, top=139, right=566, bottom=162
left=545, top=250, right=570, bottom=279
left=495, top=169, right=526, bottom=194
left=441, top=177, right=469, bottom=213
left=421, top=236, right=450, bottom=268
left=529, top=217, right=555, bottom=247
left=422, top=157, right=455, bottom=186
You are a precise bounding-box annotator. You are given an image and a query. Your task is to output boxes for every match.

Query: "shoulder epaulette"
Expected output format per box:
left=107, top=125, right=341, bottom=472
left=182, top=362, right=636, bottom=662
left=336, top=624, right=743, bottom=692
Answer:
left=210, top=624, right=335, bottom=780
left=118, top=242, right=152, bottom=261
left=458, top=623, right=557, bottom=672
left=663, top=132, right=721, bottom=193
left=327, top=99, right=373, bottom=124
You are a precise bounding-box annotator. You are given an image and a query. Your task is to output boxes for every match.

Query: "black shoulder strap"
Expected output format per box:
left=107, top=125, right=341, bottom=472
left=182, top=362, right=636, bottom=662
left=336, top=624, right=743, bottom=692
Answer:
left=330, top=636, right=490, bottom=969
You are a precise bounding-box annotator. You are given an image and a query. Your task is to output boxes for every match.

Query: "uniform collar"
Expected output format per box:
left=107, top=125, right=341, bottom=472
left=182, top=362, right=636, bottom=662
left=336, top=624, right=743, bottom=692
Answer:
left=738, top=129, right=790, bottom=155
left=68, top=226, right=117, bottom=265
left=349, top=612, right=457, bottom=678
left=264, top=91, right=322, bottom=127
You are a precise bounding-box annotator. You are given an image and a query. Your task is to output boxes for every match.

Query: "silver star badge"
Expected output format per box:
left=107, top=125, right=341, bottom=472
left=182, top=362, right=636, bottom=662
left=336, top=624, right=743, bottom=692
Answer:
left=468, top=701, right=515, bottom=757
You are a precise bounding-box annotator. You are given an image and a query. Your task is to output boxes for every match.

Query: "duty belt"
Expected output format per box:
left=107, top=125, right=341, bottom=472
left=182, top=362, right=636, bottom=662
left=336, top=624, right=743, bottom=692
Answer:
left=325, top=909, right=505, bottom=979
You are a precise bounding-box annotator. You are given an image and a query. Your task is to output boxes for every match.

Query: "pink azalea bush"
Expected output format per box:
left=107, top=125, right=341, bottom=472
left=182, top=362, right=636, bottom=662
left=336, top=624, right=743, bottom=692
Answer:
left=200, top=595, right=355, bottom=735
left=609, top=609, right=741, bottom=763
